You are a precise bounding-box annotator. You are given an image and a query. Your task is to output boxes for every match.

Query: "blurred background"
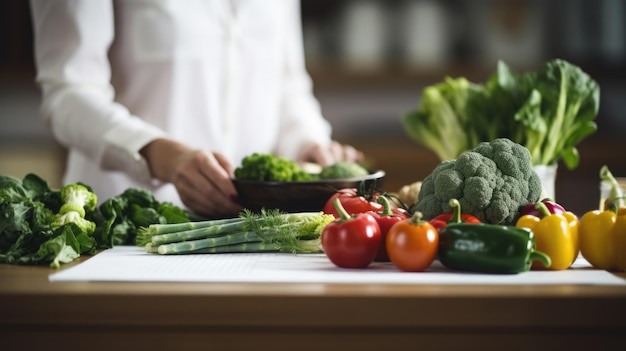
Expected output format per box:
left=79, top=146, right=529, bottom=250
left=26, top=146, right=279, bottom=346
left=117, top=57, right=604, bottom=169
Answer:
left=1, top=0, right=624, bottom=215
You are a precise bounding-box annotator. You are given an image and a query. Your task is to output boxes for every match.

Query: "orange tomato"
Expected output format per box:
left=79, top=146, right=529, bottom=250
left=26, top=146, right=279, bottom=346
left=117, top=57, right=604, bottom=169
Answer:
left=386, top=212, right=439, bottom=272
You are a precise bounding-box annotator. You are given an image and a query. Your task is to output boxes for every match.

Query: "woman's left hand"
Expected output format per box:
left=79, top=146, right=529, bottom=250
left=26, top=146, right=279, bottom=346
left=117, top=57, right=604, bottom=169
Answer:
left=297, top=140, right=364, bottom=166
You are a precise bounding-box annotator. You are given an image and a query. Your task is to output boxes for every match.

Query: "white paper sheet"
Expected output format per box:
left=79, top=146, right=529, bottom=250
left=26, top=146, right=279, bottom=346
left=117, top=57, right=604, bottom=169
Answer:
left=49, top=246, right=626, bottom=285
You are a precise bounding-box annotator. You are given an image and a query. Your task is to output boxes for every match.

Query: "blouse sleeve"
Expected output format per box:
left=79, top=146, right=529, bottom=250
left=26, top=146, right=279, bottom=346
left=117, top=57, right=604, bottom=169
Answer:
left=29, top=0, right=167, bottom=183
left=274, top=0, right=333, bottom=160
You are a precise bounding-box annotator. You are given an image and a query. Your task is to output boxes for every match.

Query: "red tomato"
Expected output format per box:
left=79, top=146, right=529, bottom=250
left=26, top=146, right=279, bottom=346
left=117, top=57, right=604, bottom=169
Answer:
left=321, top=199, right=382, bottom=268
left=386, top=212, right=439, bottom=272
left=323, top=188, right=383, bottom=218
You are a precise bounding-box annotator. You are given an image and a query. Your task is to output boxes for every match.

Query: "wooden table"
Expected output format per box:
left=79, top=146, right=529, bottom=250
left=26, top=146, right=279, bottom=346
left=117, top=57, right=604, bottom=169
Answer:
left=1, top=256, right=625, bottom=351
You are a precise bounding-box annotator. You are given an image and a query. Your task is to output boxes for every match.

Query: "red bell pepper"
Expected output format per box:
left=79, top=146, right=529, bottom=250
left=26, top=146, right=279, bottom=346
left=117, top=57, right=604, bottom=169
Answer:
left=321, top=198, right=382, bottom=269
left=371, top=196, right=409, bottom=262
left=429, top=198, right=481, bottom=231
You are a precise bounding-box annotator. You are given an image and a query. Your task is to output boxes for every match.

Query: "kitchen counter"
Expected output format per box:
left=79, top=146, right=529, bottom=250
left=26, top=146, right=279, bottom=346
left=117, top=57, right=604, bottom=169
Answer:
left=1, top=255, right=625, bottom=351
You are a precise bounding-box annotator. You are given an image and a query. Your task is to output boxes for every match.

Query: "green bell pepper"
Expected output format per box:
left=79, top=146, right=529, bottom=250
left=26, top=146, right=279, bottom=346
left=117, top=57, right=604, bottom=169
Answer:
left=438, top=223, right=551, bottom=274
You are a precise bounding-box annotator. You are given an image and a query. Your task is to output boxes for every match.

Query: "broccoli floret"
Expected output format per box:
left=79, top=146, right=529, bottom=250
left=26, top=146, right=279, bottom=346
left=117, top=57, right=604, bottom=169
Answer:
left=51, top=183, right=98, bottom=234
left=51, top=210, right=96, bottom=234
left=319, top=162, right=369, bottom=180
left=57, top=184, right=97, bottom=218
left=234, top=153, right=315, bottom=182
left=413, top=138, right=542, bottom=225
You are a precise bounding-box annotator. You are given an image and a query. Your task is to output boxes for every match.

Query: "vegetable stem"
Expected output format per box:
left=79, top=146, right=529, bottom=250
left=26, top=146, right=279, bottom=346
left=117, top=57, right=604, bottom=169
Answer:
left=140, top=210, right=333, bottom=255
left=377, top=196, right=394, bottom=216
left=191, top=242, right=280, bottom=254
left=150, top=220, right=250, bottom=246
left=600, top=165, right=625, bottom=210
left=534, top=201, right=551, bottom=218
left=145, top=217, right=242, bottom=235
left=157, top=231, right=261, bottom=255
left=449, top=198, right=461, bottom=223
left=333, top=197, right=352, bottom=221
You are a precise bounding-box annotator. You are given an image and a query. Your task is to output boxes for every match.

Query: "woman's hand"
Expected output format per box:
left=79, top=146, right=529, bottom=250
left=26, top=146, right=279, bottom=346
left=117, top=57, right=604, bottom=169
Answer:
left=297, top=140, right=364, bottom=166
left=140, top=138, right=242, bottom=218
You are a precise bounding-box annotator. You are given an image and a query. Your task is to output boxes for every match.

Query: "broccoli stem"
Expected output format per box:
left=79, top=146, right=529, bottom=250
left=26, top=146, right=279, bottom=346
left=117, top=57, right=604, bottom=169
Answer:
left=59, top=203, right=86, bottom=217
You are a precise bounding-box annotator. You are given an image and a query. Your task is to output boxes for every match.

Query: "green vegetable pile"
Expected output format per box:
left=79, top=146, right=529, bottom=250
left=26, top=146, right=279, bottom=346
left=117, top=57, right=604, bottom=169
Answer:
left=0, top=173, right=192, bottom=268
left=412, top=138, right=542, bottom=225
left=402, top=59, right=600, bottom=170
left=234, top=152, right=370, bottom=181
left=234, top=153, right=316, bottom=181
left=92, top=187, right=192, bottom=248
left=0, top=174, right=98, bottom=268
left=137, top=209, right=335, bottom=255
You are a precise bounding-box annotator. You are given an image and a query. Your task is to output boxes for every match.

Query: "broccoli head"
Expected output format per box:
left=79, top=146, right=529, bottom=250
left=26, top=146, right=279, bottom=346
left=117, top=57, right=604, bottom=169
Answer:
left=234, top=153, right=315, bottom=182
left=51, top=183, right=98, bottom=234
left=319, top=162, right=369, bottom=180
left=412, top=138, right=542, bottom=225
left=57, top=183, right=97, bottom=218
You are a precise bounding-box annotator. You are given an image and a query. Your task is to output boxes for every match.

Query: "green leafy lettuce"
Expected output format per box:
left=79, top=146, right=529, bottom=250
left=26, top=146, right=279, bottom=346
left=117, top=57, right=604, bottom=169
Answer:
left=402, top=59, right=600, bottom=170
left=1, top=174, right=193, bottom=268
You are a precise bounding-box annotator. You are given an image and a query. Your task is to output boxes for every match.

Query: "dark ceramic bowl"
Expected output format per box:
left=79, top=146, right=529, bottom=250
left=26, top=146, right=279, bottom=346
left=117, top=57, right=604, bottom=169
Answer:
left=232, top=170, right=385, bottom=212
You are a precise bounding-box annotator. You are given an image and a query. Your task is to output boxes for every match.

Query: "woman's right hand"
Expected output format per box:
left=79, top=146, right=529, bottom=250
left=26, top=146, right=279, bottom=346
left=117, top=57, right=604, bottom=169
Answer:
left=140, top=139, right=242, bottom=218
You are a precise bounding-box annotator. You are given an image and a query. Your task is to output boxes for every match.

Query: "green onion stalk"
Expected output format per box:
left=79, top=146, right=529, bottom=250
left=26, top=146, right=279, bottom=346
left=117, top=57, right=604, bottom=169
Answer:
left=136, top=209, right=335, bottom=255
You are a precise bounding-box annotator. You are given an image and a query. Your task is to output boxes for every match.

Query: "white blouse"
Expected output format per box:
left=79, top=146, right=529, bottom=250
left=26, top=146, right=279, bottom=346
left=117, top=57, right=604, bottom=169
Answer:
left=29, top=0, right=332, bottom=207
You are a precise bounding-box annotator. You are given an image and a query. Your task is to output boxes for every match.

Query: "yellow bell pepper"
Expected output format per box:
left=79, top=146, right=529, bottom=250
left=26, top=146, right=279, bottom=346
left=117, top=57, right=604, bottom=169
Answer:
left=579, top=166, right=626, bottom=271
left=516, top=202, right=579, bottom=270
left=579, top=208, right=626, bottom=271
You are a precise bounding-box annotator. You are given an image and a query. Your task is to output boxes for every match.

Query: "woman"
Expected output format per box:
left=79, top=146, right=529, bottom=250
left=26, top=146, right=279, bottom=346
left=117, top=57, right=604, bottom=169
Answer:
left=30, top=0, right=363, bottom=218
